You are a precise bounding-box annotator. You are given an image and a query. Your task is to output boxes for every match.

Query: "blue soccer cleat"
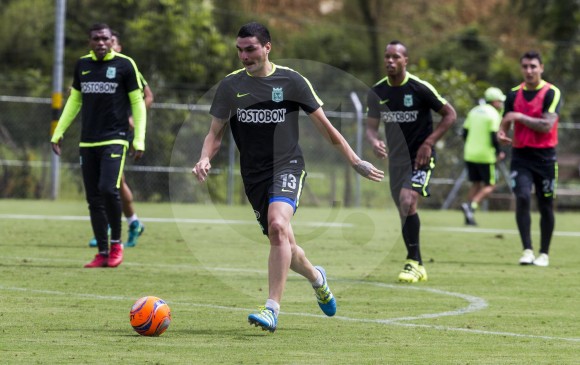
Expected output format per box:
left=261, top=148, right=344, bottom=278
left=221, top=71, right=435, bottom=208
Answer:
left=248, top=306, right=277, bottom=333
left=313, top=266, right=337, bottom=316
left=88, top=226, right=111, bottom=247
left=126, top=220, right=145, bottom=247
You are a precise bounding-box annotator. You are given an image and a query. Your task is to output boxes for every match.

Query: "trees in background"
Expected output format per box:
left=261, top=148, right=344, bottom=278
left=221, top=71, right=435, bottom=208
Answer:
left=0, top=0, right=578, bottom=200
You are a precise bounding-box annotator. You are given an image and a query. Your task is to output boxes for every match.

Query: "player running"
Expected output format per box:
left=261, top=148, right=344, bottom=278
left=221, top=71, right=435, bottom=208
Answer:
left=193, top=22, right=384, bottom=332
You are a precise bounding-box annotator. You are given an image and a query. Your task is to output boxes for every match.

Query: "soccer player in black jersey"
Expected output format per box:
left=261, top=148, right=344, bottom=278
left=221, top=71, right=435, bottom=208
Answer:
left=51, top=23, right=147, bottom=268
left=193, top=22, right=384, bottom=333
left=87, top=30, right=153, bottom=249
left=366, top=40, right=457, bottom=283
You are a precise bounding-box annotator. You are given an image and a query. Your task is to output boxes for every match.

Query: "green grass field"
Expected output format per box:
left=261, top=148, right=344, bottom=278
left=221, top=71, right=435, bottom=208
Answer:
left=0, top=199, right=579, bottom=364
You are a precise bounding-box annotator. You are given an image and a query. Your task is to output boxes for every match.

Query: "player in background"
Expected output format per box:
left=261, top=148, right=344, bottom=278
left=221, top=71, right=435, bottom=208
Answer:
left=88, top=30, right=153, bottom=248
left=460, top=87, right=506, bottom=226
left=51, top=23, right=147, bottom=268
left=497, top=51, right=562, bottom=267
left=366, top=40, right=456, bottom=283
left=193, top=22, right=384, bottom=333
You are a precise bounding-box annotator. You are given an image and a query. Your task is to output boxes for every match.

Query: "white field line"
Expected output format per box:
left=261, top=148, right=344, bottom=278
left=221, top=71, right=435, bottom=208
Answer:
left=0, top=259, right=578, bottom=343
left=0, top=214, right=351, bottom=228
left=2, top=213, right=580, bottom=236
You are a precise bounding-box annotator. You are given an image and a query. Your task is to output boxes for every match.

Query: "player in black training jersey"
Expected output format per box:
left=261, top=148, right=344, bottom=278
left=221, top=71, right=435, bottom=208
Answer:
left=366, top=40, right=456, bottom=283
left=193, top=22, right=383, bottom=333
left=51, top=23, right=147, bottom=269
left=87, top=30, right=153, bottom=249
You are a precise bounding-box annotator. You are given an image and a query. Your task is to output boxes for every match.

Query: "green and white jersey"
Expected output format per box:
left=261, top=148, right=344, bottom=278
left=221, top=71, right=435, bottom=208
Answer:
left=210, top=63, right=323, bottom=182
left=367, top=72, right=447, bottom=164
left=71, top=50, right=142, bottom=144
left=463, top=103, right=501, bottom=163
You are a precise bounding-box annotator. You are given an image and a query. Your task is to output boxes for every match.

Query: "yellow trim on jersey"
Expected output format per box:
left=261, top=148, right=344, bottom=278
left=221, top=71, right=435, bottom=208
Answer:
left=522, top=80, right=546, bottom=91
left=275, top=64, right=324, bottom=106
left=386, top=72, right=410, bottom=87
left=79, top=140, right=129, bottom=148
left=226, top=68, right=246, bottom=77
left=87, top=50, right=116, bottom=61
left=408, top=73, right=447, bottom=105
left=115, top=146, right=128, bottom=189
left=548, top=84, right=561, bottom=113
left=295, top=170, right=306, bottom=208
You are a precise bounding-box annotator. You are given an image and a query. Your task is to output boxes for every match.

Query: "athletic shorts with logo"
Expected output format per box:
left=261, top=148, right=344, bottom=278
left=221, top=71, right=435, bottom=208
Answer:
left=389, top=152, right=436, bottom=200
left=244, top=165, right=306, bottom=235
left=510, top=158, right=557, bottom=200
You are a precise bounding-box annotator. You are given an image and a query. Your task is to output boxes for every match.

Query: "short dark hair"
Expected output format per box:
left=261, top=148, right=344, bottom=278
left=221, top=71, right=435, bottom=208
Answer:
left=88, top=23, right=111, bottom=37
left=237, top=22, right=271, bottom=46
left=111, top=30, right=121, bottom=44
left=521, top=50, right=542, bottom=64
left=387, top=40, right=408, bottom=56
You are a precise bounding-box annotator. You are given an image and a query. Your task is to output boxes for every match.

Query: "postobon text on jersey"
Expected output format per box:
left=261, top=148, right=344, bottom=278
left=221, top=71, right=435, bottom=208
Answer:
left=380, top=110, right=419, bottom=123
left=80, top=82, right=119, bottom=94
left=237, top=108, right=287, bottom=123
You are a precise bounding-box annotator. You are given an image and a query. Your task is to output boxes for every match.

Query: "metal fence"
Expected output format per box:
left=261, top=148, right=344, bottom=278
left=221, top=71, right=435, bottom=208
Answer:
left=2, top=93, right=579, bottom=211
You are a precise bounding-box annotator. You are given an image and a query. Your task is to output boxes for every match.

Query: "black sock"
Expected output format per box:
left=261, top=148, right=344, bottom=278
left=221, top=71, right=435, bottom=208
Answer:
left=402, top=213, right=421, bottom=264
left=515, top=196, right=533, bottom=250
left=538, top=198, right=554, bottom=254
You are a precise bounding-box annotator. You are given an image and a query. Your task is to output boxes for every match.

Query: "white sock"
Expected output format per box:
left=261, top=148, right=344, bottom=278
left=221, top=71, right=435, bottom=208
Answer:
left=127, top=214, right=138, bottom=226
left=311, top=270, right=324, bottom=288
left=265, top=299, right=280, bottom=316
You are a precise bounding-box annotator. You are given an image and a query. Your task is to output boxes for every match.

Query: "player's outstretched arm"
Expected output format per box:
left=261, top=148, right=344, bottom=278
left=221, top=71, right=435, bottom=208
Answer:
left=308, top=108, right=384, bottom=182
left=192, top=117, right=228, bottom=183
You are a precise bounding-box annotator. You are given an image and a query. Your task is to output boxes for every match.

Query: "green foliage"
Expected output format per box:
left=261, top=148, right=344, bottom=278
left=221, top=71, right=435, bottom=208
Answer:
left=1, top=0, right=579, bottom=203
left=0, top=0, right=55, bottom=73
left=410, top=61, right=482, bottom=118
left=123, top=0, right=234, bottom=98
left=425, top=26, right=495, bottom=81
left=280, top=21, right=375, bottom=84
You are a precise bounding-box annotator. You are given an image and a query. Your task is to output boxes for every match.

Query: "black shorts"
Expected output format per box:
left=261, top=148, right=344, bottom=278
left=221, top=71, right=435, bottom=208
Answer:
left=466, top=161, right=497, bottom=186
left=510, top=158, right=558, bottom=199
left=244, top=166, right=307, bottom=235
left=389, top=155, right=436, bottom=200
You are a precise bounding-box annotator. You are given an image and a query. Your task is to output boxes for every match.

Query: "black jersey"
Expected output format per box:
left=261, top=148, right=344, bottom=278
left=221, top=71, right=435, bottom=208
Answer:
left=71, top=50, right=142, bottom=143
left=367, top=72, right=447, bottom=164
left=210, top=64, right=323, bottom=182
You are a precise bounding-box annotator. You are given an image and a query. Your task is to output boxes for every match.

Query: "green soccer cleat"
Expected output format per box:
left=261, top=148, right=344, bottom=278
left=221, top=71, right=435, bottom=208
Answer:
left=398, top=259, right=428, bottom=283
left=126, top=220, right=145, bottom=247
left=313, top=266, right=337, bottom=316
left=248, top=306, right=277, bottom=333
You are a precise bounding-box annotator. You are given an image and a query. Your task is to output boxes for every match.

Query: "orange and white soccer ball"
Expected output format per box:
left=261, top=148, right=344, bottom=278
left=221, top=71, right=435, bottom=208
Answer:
left=129, top=296, right=171, bottom=336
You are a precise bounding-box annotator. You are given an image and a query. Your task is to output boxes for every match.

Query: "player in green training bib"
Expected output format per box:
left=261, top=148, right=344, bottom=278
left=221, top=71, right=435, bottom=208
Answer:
left=461, top=87, right=506, bottom=226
